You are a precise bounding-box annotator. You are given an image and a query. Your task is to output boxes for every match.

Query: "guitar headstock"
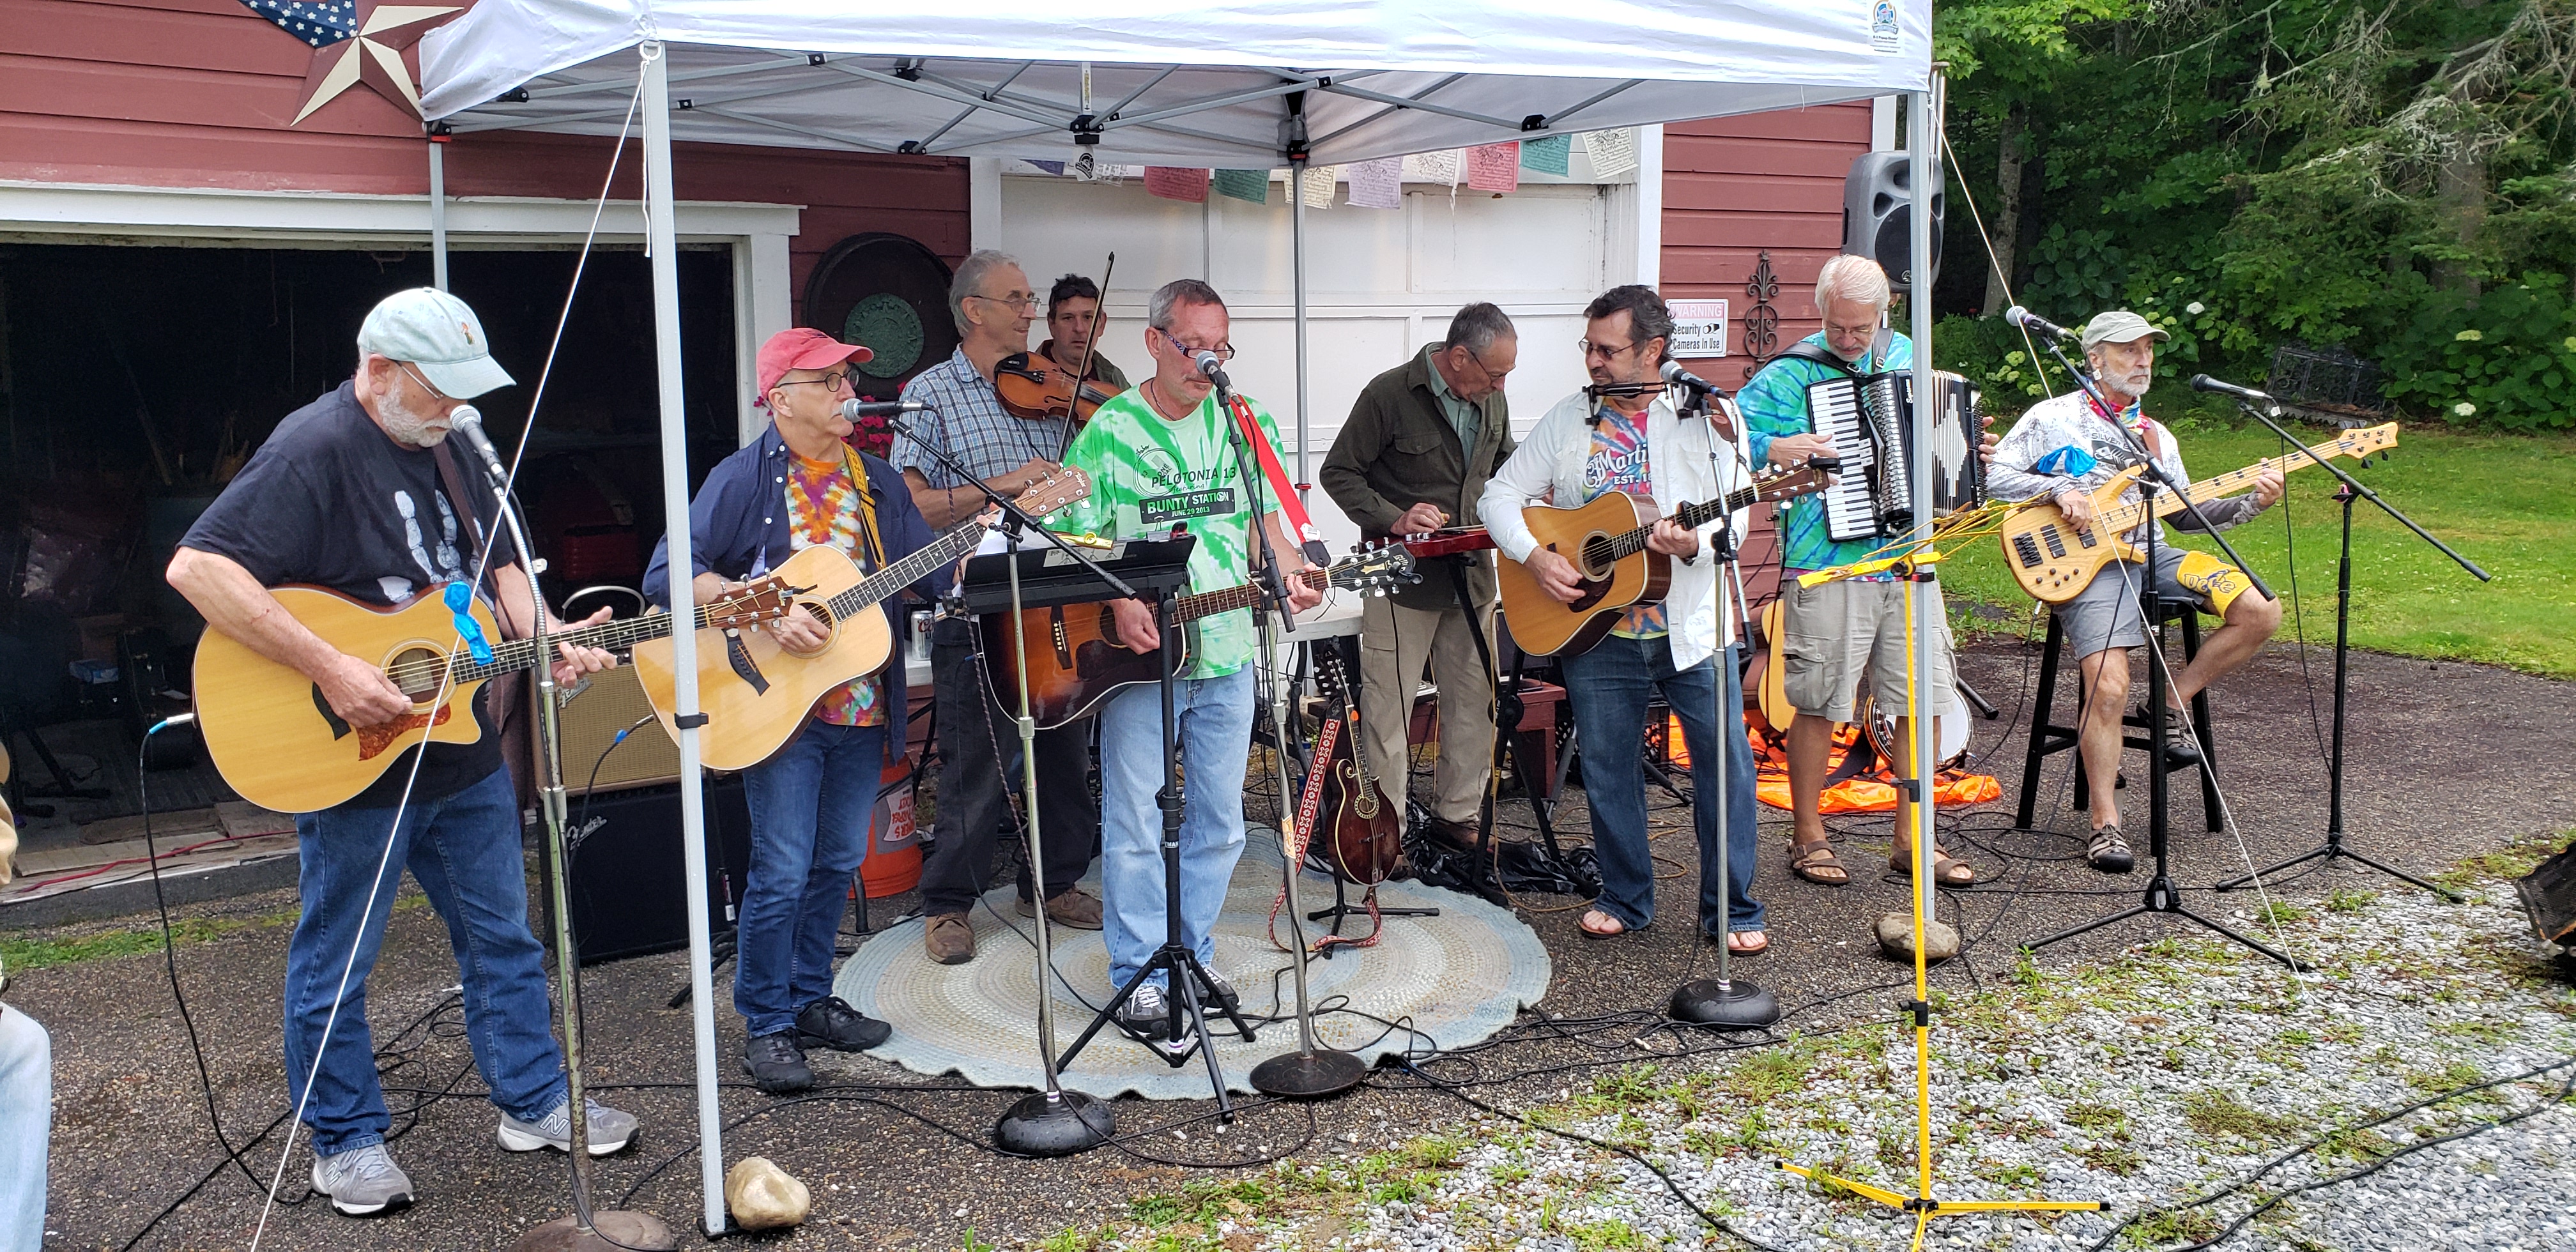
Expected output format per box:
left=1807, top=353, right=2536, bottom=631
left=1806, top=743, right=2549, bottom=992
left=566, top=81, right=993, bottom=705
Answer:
left=1311, top=648, right=1354, bottom=705
left=2334, top=422, right=2399, bottom=460
left=1331, top=544, right=1418, bottom=595
left=706, top=574, right=797, bottom=630
left=1754, top=461, right=1838, bottom=503
left=1015, top=466, right=1094, bottom=521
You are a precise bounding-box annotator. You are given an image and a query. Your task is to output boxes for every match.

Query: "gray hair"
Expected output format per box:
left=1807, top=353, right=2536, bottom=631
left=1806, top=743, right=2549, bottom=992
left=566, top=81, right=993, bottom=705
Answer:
left=1442, top=302, right=1517, bottom=355
left=949, top=249, right=1021, bottom=330
left=1147, top=278, right=1226, bottom=332
left=1814, top=254, right=1892, bottom=312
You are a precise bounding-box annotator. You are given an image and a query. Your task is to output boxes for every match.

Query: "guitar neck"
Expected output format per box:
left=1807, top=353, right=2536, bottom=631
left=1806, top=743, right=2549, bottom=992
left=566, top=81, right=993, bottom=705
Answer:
left=1597, top=482, right=1760, bottom=562
left=450, top=600, right=721, bottom=684
left=828, top=517, right=990, bottom=622
left=2101, top=437, right=2350, bottom=533
left=1172, top=565, right=1328, bottom=624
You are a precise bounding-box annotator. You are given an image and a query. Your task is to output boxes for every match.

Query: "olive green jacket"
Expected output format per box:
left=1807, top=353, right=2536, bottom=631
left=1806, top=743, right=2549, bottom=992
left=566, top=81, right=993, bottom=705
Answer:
left=1320, top=349, right=1516, bottom=610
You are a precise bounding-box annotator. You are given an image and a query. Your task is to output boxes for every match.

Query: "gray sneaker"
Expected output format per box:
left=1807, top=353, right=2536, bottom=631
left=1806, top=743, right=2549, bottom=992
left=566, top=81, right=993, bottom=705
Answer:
left=1116, top=982, right=1172, bottom=1041
left=496, top=1097, right=639, bottom=1156
left=311, top=1143, right=414, bottom=1217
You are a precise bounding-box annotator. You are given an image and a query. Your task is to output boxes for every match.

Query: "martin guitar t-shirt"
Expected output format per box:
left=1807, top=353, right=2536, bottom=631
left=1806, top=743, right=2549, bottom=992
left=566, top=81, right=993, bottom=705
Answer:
left=183, top=381, right=518, bottom=810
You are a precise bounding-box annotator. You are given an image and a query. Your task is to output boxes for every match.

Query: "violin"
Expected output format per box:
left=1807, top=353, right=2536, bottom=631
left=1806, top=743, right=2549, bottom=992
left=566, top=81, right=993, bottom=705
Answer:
left=994, top=351, right=1123, bottom=422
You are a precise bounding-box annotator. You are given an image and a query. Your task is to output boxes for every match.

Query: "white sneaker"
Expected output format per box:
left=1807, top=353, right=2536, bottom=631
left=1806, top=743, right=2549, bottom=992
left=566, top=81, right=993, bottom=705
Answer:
left=311, top=1143, right=414, bottom=1217
left=496, top=1096, right=639, bottom=1156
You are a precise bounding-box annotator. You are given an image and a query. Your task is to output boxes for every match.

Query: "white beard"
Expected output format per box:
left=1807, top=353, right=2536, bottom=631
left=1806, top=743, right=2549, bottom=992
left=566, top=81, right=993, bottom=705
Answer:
left=380, top=391, right=452, bottom=448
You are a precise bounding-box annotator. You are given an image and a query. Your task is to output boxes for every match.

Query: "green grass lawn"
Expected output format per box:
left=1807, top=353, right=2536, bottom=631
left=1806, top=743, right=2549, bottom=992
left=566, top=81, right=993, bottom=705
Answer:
left=1937, top=415, right=2576, bottom=679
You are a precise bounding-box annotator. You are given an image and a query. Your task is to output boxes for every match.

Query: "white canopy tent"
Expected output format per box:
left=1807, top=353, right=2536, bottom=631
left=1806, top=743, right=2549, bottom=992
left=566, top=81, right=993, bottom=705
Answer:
left=418, top=1, right=1938, bottom=1234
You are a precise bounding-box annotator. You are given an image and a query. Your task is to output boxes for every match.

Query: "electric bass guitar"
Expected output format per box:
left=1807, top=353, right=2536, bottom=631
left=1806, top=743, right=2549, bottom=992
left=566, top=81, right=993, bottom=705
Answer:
left=1998, top=422, right=2397, bottom=603
left=1495, top=463, right=1837, bottom=657
left=193, top=577, right=798, bottom=814
left=628, top=468, right=1092, bottom=772
left=978, top=545, right=1418, bottom=729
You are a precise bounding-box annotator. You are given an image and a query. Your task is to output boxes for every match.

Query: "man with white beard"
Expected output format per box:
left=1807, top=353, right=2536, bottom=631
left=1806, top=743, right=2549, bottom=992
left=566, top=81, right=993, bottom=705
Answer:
left=1986, top=310, right=2283, bottom=873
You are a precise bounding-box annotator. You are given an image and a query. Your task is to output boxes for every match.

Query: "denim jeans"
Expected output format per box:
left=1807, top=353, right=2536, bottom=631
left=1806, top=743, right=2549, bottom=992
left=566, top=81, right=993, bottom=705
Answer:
left=737, top=719, right=885, bottom=1037
left=1558, top=637, right=1765, bottom=936
left=1096, top=664, right=1253, bottom=991
left=0, top=1004, right=49, bottom=1248
left=287, top=766, right=565, bottom=1156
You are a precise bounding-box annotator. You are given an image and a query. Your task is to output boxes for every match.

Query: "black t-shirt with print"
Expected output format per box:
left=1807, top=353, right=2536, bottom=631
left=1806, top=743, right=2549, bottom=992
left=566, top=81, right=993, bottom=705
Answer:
left=183, top=381, right=519, bottom=809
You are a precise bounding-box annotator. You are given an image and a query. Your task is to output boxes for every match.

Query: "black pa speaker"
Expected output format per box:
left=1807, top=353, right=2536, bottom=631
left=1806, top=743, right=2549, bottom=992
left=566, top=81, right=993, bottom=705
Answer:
left=541, top=775, right=755, bottom=966
left=1842, top=151, right=1944, bottom=294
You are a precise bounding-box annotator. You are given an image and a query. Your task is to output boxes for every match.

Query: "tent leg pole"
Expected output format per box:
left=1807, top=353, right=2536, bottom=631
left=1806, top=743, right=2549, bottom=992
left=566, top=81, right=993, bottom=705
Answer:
left=642, top=42, right=729, bottom=1239
left=428, top=137, right=448, bottom=291
left=1291, top=158, right=1310, bottom=499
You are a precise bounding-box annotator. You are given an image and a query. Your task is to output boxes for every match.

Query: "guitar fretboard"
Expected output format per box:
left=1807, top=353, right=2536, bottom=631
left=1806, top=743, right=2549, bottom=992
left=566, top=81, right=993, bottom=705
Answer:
left=829, top=517, right=992, bottom=623
left=404, top=600, right=734, bottom=690
left=2099, top=435, right=2365, bottom=534
left=1593, top=480, right=1767, bottom=563
left=1172, top=565, right=1331, bottom=625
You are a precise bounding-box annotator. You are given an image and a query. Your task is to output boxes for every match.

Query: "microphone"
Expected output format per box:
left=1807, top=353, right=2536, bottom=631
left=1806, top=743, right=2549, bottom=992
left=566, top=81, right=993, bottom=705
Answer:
left=1193, top=349, right=1232, bottom=391
left=840, top=399, right=926, bottom=419
left=2004, top=305, right=2082, bottom=344
left=1660, top=360, right=1722, bottom=395
left=2189, top=374, right=2276, bottom=404
left=447, top=405, right=509, bottom=485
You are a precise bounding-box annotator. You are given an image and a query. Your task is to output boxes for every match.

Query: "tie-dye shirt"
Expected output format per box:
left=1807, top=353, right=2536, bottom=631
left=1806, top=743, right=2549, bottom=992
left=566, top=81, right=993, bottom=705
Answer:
left=1056, top=384, right=1285, bottom=680
left=1581, top=402, right=1666, bottom=638
left=785, top=449, right=885, bottom=726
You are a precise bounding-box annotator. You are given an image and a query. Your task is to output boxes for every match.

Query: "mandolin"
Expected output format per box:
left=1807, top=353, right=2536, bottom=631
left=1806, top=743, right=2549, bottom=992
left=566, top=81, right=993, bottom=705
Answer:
left=1496, top=462, right=1837, bottom=657
left=1298, top=648, right=1402, bottom=885
left=1997, top=423, right=2396, bottom=603
left=192, top=579, right=797, bottom=814
left=978, top=545, right=1417, bottom=729
left=627, top=468, right=1092, bottom=772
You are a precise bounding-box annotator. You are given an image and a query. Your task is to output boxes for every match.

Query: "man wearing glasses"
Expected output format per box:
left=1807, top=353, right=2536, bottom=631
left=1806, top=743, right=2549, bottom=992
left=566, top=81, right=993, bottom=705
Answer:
left=1480, top=284, right=1767, bottom=953
left=645, top=327, right=946, bottom=1094
left=1320, top=303, right=1520, bottom=855
left=1052, top=279, right=1323, bottom=1037
left=893, top=250, right=1107, bottom=968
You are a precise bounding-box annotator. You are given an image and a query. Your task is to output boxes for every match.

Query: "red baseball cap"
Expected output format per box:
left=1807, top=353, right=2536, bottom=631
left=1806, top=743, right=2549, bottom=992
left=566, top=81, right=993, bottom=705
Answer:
left=756, top=328, right=873, bottom=399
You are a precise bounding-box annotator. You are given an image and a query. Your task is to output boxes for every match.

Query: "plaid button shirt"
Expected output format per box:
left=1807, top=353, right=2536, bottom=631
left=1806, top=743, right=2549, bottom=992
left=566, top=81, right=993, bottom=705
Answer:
left=890, top=347, right=1076, bottom=489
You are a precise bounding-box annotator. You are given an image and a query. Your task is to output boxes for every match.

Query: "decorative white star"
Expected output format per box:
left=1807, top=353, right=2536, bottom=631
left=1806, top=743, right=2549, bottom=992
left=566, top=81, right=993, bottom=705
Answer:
left=291, top=1, right=461, bottom=125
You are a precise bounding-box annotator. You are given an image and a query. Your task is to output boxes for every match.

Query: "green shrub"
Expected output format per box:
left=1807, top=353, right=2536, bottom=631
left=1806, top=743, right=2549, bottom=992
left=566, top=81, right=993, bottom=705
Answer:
left=2376, top=273, right=2576, bottom=432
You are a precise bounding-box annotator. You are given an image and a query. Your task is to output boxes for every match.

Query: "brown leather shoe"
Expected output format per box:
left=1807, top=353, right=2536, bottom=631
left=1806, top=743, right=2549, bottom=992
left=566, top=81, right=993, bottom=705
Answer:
left=1426, top=817, right=1483, bottom=851
left=923, top=912, right=975, bottom=965
left=1016, top=887, right=1105, bottom=931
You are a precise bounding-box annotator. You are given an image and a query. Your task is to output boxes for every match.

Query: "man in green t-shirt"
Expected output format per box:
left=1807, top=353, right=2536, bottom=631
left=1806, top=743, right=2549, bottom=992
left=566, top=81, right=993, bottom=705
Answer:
left=1055, top=279, right=1323, bottom=1039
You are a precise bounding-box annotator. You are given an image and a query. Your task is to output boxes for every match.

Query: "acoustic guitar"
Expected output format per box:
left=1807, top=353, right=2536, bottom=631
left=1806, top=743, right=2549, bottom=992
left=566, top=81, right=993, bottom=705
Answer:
left=1495, top=463, right=1836, bottom=657
left=1997, top=423, right=2397, bottom=603
left=192, top=577, right=797, bottom=814
left=629, top=468, right=1091, bottom=773
left=1298, top=648, right=1400, bottom=885
left=978, top=544, right=1417, bottom=730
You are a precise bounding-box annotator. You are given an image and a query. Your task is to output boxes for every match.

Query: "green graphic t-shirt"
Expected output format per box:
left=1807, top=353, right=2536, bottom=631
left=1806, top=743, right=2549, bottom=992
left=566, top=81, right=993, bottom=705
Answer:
left=1058, top=385, right=1285, bottom=680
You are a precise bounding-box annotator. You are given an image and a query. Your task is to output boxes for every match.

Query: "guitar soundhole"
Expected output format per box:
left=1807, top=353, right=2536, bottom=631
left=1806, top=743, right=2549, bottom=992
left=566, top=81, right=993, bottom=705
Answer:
left=387, top=647, right=447, bottom=703
left=799, top=599, right=836, bottom=630
left=1578, top=533, right=1616, bottom=579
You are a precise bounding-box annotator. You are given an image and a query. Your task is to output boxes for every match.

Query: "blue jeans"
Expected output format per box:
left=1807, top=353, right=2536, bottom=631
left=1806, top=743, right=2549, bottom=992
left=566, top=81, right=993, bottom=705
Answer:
left=1559, top=637, right=1765, bottom=936
left=737, top=719, right=885, bottom=1037
left=288, top=767, right=565, bottom=1156
left=0, top=1004, right=49, bottom=1248
left=1096, top=665, right=1253, bottom=991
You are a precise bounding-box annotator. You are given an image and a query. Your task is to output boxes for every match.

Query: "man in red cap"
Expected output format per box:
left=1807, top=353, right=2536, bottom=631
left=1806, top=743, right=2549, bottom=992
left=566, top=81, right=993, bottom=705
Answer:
left=645, top=328, right=947, bottom=1094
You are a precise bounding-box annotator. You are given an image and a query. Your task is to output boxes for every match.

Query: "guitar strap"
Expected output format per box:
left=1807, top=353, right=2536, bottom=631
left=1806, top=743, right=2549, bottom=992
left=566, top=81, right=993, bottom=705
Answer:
left=1223, top=392, right=1332, bottom=566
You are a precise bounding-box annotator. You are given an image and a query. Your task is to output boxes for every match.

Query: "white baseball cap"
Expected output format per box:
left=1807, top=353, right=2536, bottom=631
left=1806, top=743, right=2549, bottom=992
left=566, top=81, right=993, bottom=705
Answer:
left=356, top=287, right=515, bottom=399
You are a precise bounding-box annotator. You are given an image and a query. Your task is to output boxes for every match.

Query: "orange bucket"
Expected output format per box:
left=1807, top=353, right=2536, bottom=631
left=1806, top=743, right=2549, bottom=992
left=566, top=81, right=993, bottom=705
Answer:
left=859, top=757, right=923, bottom=899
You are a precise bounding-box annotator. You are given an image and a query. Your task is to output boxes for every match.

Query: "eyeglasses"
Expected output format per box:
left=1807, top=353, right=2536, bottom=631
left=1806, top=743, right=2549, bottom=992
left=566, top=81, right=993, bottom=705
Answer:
left=1577, top=338, right=1644, bottom=362
left=1457, top=346, right=1513, bottom=383
left=774, top=370, right=859, bottom=395
left=1160, top=328, right=1236, bottom=362
left=967, top=291, right=1041, bottom=310
left=401, top=362, right=452, bottom=400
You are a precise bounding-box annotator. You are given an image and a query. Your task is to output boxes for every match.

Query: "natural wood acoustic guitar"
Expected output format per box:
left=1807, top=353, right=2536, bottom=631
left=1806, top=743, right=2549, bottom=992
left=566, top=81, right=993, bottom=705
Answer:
left=192, top=577, right=797, bottom=814
left=629, top=468, right=1091, bottom=772
left=1997, top=423, right=2396, bottom=603
left=977, top=544, right=1417, bottom=729
left=1494, top=463, right=1836, bottom=657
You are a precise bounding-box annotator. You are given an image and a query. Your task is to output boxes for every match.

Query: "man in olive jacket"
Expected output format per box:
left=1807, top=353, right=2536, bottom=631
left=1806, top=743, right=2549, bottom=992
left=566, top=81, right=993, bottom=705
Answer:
left=1319, top=303, right=1520, bottom=847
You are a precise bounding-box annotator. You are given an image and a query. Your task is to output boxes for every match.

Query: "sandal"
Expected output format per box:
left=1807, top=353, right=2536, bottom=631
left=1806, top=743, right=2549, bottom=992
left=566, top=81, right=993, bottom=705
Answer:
left=1726, top=929, right=1769, bottom=956
left=1788, top=837, right=1850, bottom=887
left=1890, top=848, right=1978, bottom=887
left=1578, top=908, right=1634, bottom=940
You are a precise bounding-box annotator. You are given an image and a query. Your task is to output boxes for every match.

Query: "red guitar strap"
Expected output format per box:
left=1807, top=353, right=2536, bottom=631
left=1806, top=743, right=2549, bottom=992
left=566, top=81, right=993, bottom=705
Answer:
left=1225, top=392, right=1331, bottom=566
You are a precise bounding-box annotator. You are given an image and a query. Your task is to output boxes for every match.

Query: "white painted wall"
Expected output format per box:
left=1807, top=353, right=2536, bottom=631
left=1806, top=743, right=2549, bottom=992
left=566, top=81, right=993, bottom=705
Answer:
left=990, top=172, right=1636, bottom=554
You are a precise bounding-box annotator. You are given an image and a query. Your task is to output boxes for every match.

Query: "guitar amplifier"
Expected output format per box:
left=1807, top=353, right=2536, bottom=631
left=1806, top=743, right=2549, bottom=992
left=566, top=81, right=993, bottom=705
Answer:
left=540, top=775, right=755, bottom=966
left=550, top=664, right=681, bottom=793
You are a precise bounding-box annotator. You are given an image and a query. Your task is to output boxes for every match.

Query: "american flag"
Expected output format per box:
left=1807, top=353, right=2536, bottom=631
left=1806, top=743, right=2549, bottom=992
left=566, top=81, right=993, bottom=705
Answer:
left=238, top=0, right=356, bottom=48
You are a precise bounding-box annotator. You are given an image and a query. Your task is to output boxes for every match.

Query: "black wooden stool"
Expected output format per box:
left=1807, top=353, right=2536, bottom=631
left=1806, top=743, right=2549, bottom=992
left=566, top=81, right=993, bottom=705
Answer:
left=2012, top=596, right=2223, bottom=833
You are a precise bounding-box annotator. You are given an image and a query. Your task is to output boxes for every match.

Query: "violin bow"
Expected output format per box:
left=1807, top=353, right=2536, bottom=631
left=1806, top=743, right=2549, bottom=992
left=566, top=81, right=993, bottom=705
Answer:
left=1053, top=250, right=1114, bottom=462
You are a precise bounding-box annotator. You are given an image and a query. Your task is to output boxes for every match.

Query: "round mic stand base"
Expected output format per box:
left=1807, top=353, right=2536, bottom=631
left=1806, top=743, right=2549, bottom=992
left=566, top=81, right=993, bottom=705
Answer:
left=1669, top=975, right=1781, bottom=1030
left=1250, top=1045, right=1368, bottom=1099
left=512, top=1210, right=677, bottom=1252
left=995, top=1089, right=1117, bottom=1157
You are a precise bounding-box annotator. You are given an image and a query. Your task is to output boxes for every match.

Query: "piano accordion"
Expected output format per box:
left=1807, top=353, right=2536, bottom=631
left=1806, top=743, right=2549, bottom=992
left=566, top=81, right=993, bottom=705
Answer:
left=1803, top=369, right=1987, bottom=543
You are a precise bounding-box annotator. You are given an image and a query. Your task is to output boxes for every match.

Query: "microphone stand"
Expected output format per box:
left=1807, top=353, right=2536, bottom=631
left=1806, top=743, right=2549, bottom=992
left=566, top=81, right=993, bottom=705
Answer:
left=881, top=413, right=1122, bottom=1155
left=1665, top=386, right=1779, bottom=1029
left=1204, top=371, right=1366, bottom=1099
left=2208, top=389, right=2485, bottom=899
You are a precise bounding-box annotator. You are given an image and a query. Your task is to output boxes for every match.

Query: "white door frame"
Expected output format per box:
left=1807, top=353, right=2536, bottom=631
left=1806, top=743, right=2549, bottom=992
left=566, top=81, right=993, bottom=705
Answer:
left=0, top=180, right=800, bottom=444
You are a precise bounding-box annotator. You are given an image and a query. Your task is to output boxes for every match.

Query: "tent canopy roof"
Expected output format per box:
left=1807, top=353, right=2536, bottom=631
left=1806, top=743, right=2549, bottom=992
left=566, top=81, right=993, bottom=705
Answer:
left=420, top=0, right=1930, bottom=166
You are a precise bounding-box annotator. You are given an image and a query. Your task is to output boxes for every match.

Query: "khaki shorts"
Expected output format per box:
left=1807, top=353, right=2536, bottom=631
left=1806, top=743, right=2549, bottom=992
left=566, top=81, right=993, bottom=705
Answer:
left=2053, top=544, right=2253, bottom=659
left=1779, top=575, right=1954, bottom=724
